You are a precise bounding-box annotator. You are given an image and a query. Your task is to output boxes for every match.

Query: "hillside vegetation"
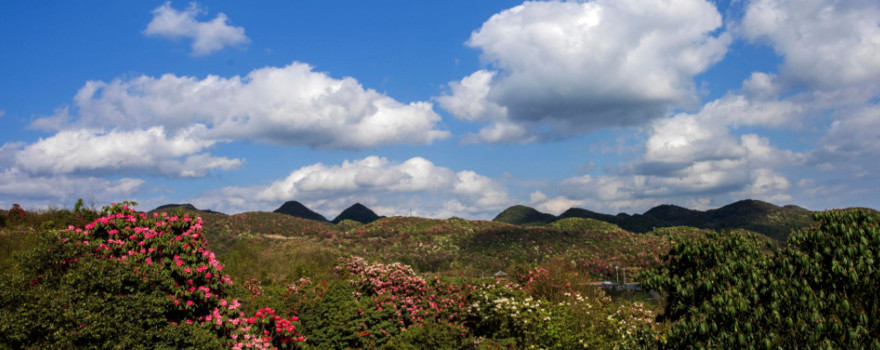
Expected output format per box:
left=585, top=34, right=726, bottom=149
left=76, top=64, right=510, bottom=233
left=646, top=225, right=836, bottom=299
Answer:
left=1, top=200, right=877, bottom=349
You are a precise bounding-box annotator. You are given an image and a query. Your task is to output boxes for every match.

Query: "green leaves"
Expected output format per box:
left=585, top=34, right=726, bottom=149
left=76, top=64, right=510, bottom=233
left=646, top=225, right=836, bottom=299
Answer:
left=644, top=209, right=880, bottom=349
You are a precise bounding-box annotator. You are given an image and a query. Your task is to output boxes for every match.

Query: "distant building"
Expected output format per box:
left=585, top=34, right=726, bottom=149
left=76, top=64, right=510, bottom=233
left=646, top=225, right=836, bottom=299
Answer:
left=493, top=270, right=508, bottom=279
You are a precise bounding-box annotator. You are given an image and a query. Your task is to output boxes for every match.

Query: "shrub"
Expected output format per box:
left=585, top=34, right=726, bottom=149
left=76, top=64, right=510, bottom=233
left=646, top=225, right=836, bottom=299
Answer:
left=643, top=209, right=880, bottom=349
left=7, top=204, right=26, bottom=224
left=0, top=203, right=305, bottom=349
left=0, top=231, right=222, bottom=349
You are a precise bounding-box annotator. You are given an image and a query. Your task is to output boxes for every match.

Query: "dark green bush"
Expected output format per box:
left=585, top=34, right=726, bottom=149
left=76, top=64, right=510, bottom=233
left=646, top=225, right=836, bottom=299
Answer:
left=380, top=320, right=473, bottom=349
left=644, top=209, right=880, bottom=349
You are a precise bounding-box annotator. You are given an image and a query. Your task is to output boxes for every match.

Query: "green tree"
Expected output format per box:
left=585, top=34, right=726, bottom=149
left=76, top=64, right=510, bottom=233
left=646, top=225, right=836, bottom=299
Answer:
left=642, top=230, right=771, bottom=348
left=644, top=209, right=880, bottom=349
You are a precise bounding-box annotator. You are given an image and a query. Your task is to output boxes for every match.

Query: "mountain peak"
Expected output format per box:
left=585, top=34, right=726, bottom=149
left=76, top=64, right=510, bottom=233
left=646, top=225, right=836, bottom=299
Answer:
left=643, top=204, right=703, bottom=224
left=150, top=203, right=224, bottom=215
left=273, top=201, right=327, bottom=222
left=152, top=203, right=199, bottom=212
left=493, top=205, right=556, bottom=225
left=332, top=203, right=380, bottom=224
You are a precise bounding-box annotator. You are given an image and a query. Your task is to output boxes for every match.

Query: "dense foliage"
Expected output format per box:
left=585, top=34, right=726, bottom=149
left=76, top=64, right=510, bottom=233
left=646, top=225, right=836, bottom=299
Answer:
left=643, top=209, right=880, bottom=349
left=1, top=203, right=304, bottom=349
left=283, top=256, right=658, bottom=349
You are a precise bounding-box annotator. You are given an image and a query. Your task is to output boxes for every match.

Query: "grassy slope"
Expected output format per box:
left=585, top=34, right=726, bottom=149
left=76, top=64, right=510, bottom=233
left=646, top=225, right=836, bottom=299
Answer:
left=194, top=212, right=695, bottom=284
left=1, top=204, right=784, bottom=287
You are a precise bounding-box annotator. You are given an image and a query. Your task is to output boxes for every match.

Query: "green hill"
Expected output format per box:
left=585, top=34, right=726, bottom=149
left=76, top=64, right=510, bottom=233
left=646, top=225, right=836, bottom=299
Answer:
left=173, top=207, right=680, bottom=282
left=703, top=199, right=815, bottom=241
left=332, top=203, right=380, bottom=224
left=492, top=205, right=556, bottom=225
left=272, top=201, right=327, bottom=222
left=556, top=199, right=816, bottom=240
left=150, top=203, right=225, bottom=215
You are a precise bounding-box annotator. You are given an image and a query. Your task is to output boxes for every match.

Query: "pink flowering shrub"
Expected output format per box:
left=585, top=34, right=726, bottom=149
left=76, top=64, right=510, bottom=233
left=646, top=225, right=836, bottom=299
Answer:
left=244, top=278, right=264, bottom=299
left=30, top=202, right=303, bottom=349
left=285, top=256, right=476, bottom=348
left=336, top=256, right=475, bottom=329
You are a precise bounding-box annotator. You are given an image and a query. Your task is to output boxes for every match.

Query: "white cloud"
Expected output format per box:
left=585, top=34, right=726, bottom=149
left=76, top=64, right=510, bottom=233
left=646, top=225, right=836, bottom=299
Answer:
left=0, top=142, right=23, bottom=167
left=196, top=156, right=512, bottom=219
left=644, top=113, right=743, bottom=164
left=741, top=72, right=782, bottom=99
left=538, top=88, right=809, bottom=214
left=0, top=168, right=144, bottom=206
left=435, top=70, right=505, bottom=122
left=255, top=156, right=454, bottom=201
left=28, top=106, right=71, bottom=132
left=439, top=0, right=730, bottom=142
left=696, top=93, right=802, bottom=128
left=453, top=170, right=511, bottom=208
left=144, top=2, right=249, bottom=56
left=44, top=62, right=448, bottom=150
left=529, top=191, right=585, bottom=216
left=806, top=105, right=880, bottom=179
left=642, top=90, right=804, bottom=169
left=740, top=134, right=803, bottom=167
left=13, top=126, right=241, bottom=178
left=741, top=0, right=880, bottom=90
left=821, top=106, right=880, bottom=154
left=738, top=168, right=790, bottom=199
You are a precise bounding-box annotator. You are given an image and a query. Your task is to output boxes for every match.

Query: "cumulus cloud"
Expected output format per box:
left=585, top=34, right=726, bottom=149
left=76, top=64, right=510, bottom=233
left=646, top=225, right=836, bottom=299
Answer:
left=807, top=105, right=880, bottom=177
left=15, top=62, right=449, bottom=181
left=0, top=167, right=145, bottom=208
left=639, top=91, right=803, bottom=171
left=195, top=156, right=512, bottom=219
left=820, top=106, right=880, bottom=155
left=529, top=190, right=585, bottom=215
left=12, top=126, right=241, bottom=178
left=439, top=0, right=730, bottom=143
left=144, top=2, right=249, bottom=56
left=741, top=0, right=880, bottom=90
left=628, top=92, right=804, bottom=200
left=43, top=62, right=449, bottom=150
left=530, top=88, right=808, bottom=214
left=6, top=60, right=451, bottom=210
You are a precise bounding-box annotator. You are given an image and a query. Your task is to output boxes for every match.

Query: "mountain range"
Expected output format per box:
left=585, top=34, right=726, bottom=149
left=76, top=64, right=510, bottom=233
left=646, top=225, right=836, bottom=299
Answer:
left=494, top=199, right=817, bottom=241
left=270, top=201, right=381, bottom=224
left=150, top=199, right=875, bottom=241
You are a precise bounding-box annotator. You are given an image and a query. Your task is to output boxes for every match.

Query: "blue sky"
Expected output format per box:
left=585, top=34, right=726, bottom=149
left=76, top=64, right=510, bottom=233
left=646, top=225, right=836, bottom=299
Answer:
left=1, top=0, right=879, bottom=219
